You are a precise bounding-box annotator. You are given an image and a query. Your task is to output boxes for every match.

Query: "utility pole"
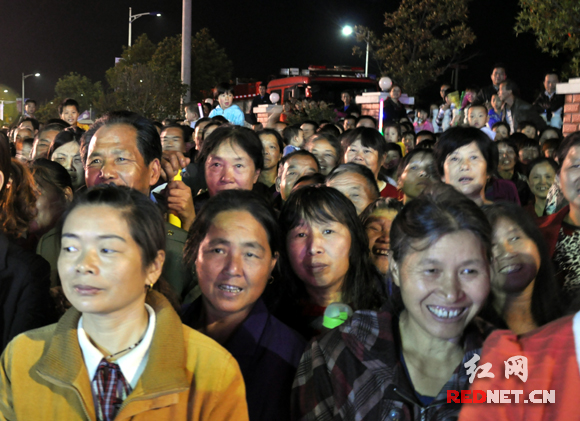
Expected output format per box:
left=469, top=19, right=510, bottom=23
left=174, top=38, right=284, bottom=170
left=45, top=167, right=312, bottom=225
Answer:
left=181, top=0, right=192, bottom=106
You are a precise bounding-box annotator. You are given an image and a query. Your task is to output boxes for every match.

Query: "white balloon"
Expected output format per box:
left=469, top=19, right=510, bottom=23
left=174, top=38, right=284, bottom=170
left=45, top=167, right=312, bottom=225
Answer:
left=270, top=92, right=280, bottom=103
left=379, top=77, right=392, bottom=92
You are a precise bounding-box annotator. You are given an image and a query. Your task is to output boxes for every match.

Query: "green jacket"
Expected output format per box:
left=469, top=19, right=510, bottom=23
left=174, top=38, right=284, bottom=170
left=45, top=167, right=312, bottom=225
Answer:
left=36, top=222, right=200, bottom=303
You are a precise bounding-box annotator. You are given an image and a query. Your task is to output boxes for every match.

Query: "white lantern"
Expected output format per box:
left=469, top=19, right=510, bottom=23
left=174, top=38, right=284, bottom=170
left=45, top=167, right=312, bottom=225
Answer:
left=379, top=77, right=392, bottom=92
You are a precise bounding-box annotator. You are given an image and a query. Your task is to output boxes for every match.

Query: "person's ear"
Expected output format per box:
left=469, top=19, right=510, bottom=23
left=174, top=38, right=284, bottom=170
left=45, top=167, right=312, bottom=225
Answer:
left=390, top=257, right=401, bottom=287
left=0, top=171, right=4, bottom=193
left=145, top=250, right=166, bottom=288
left=275, top=176, right=281, bottom=192
left=63, top=186, right=74, bottom=203
left=149, top=158, right=161, bottom=187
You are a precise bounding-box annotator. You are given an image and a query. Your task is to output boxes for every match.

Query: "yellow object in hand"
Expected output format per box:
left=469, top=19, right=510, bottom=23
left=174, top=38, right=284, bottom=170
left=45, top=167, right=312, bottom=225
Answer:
left=168, top=171, right=182, bottom=228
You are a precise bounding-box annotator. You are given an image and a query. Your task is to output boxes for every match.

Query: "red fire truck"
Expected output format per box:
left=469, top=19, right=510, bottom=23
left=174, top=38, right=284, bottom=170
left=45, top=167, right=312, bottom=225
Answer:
left=233, top=65, right=379, bottom=115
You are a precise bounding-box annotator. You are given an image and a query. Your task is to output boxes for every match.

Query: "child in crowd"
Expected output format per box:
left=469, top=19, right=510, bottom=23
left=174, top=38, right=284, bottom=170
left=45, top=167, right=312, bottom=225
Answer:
left=492, top=121, right=510, bottom=141
left=488, top=93, right=503, bottom=128
left=413, top=107, right=434, bottom=133
left=518, top=121, right=538, bottom=139
left=282, top=125, right=304, bottom=156
left=468, top=103, right=496, bottom=140
left=208, top=82, right=245, bottom=126
left=383, top=122, right=407, bottom=156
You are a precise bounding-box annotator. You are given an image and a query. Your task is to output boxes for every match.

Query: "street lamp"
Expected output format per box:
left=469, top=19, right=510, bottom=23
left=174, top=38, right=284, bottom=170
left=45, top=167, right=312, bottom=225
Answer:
left=128, top=7, right=161, bottom=47
left=22, top=72, right=40, bottom=114
left=342, top=25, right=370, bottom=78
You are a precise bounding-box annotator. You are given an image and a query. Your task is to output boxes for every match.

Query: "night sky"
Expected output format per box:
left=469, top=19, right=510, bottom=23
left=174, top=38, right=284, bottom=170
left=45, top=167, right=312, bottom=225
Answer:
left=0, top=0, right=567, bottom=108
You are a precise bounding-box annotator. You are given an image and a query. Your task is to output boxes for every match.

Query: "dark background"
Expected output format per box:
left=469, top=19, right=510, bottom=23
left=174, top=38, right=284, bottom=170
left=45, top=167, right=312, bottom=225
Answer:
left=0, top=0, right=567, bottom=107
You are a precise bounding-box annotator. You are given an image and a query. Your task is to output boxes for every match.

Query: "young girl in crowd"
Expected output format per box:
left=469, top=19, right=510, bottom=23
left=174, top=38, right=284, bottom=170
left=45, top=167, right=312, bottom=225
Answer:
left=209, top=82, right=245, bottom=126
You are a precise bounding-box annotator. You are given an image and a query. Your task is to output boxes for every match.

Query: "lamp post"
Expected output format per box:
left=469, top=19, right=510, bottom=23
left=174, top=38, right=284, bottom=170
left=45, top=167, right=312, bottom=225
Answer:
left=128, top=7, right=161, bottom=47
left=342, top=25, right=370, bottom=78
left=21, top=72, right=40, bottom=115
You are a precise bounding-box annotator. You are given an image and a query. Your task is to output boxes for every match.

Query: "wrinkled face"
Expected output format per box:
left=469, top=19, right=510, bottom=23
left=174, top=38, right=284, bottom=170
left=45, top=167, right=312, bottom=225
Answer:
left=491, top=68, right=506, bottom=86
left=398, top=152, right=437, bottom=201
left=520, top=126, right=537, bottom=140
left=259, top=133, right=282, bottom=171
left=390, top=86, right=401, bottom=101
left=392, top=231, right=490, bottom=341
left=32, top=129, right=59, bottom=160
left=59, top=205, right=162, bottom=317
left=205, top=140, right=260, bottom=197
left=301, top=123, right=316, bottom=140
left=278, top=155, right=318, bottom=201
left=52, top=141, right=85, bottom=190
left=196, top=210, right=277, bottom=320
left=86, top=124, right=159, bottom=195
left=218, top=92, right=233, bottom=110
left=528, top=162, right=555, bottom=201
left=493, top=125, right=509, bottom=140
left=366, top=208, right=398, bottom=275
left=327, top=171, right=375, bottom=215
left=443, top=141, right=488, bottom=200
left=384, top=127, right=399, bottom=143
left=307, top=138, right=339, bottom=175
left=60, top=105, right=79, bottom=126
left=25, top=102, right=36, bottom=115
left=519, top=146, right=539, bottom=165
left=287, top=218, right=351, bottom=297
left=544, top=74, right=559, bottom=94
left=345, top=139, right=383, bottom=179
left=492, top=217, right=540, bottom=294
left=491, top=95, right=502, bottom=111
left=497, top=142, right=516, bottom=172
left=341, top=93, right=351, bottom=105
left=468, top=107, right=487, bottom=129
left=161, top=127, right=186, bottom=153
left=558, top=145, right=580, bottom=207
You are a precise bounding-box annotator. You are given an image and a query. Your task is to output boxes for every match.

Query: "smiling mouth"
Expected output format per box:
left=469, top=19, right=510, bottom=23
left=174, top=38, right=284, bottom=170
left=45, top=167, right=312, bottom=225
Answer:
left=499, top=264, right=522, bottom=274
left=372, top=247, right=389, bottom=256
left=218, top=285, right=243, bottom=293
left=427, top=305, right=467, bottom=319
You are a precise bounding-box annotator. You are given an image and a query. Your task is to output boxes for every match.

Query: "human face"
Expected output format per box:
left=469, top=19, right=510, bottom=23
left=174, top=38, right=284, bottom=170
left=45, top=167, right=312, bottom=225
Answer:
left=60, top=105, right=79, bottom=127
left=205, top=140, right=260, bottom=197
left=278, top=155, right=318, bottom=201
left=185, top=106, right=197, bottom=122
left=498, top=83, right=510, bottom=102
left=468, top=107, right=487, bottom=129
left=491, top=68, right=506, bottom=86
left=558, top=145, right=580, bottom=207
left=520, top=126, right=536, bottom=140
left=519, top=146, right=539, bottom=165
left=15, top=127, right=33, bottom=143
left=497, top=142, right=516, bottom=173
left=356, top=118, right=376, bottom=129
left=326, top=172, right=375, bottom=215
left=384, top=127, right=399, bottom=143
left=384, top=150, right=401, bottom=170
left=493, top=124, right=509, bottom=140
left=443, top=141, right=488, bottom=200
left=544, top=74, right=558, bottom=94
left=403, top=134, right=415, bottom=152
left=259, top=133, right=281, bottom=171
left=345, top=139, right=384, bottom=179
left=15, top=142, right=32, bottom=164
left=398, top=152, right=437, bottom=201
left=52, top=141, right=85, bottom=190
left=287, top=219, right=351, bottom=298
left=307, top=138, right=339, bottom=175
left=19, top=121, right=35, bottom=133
left=390, top=86, right=401, bottom=101
left=218, top=92, right=233, bottom=110
left=365, top=208, right=398, bottom=275
left=59, top=205, right=164, bottom=317
left=343, top=118, right=356, bottom=131
left=301, top=123, right=316, bottom=140
left=32, top=129, right=58, bottom=160
left=25, top=102, right=36, bottom=115
left=86, top=124, right=160, bottom=195
left=528, top=162, right=555, bottom=202
left=161, top=127, right=186, bottom=153
left=491, top=95, right=502, bottom=111
left=492, top=217, right=540, bottom=294
left=259, top=85, right=267, bottom=97
left=392, top=231, right=490, bottom=341
left=341, top=93, right=351, bottom=106
left=194, top=120, right=210, bottom=150
left=196, top=210, right=277, bottom=321
left=440, top=85, right=450, bottom=99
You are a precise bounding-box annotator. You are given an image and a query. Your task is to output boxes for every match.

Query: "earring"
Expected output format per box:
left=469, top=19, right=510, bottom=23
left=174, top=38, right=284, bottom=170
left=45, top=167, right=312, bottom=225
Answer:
left=146, top=283, right=153, bottom=292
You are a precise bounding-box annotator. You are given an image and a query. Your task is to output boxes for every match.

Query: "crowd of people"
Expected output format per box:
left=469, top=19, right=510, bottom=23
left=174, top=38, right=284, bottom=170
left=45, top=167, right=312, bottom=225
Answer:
left=0, top=66, right=577, bottom=420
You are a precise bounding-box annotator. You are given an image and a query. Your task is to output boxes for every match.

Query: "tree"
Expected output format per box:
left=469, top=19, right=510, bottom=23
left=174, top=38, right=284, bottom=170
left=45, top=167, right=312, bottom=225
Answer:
left=515, top=0, right=580, bottom=77
left=356, top=0, right=476, bottom=95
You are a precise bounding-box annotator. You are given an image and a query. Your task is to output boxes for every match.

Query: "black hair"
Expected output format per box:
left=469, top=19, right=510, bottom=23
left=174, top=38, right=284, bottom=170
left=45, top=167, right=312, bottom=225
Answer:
left=385, top=142, right=403, bottom=157
left=499, top=79, right=519, bottom=96
left=468, top=102, right=488, bottom=114
left=539, top=127, right=563, bottom=144
left=525, top=157, right=559, bottom=178
left=282, top=125, right=302, bottom=146
left=48, top=128, right=82, bottom=159
left=213, top=82, right=234, bottom=98
left=201, top=121, right=223, bottom=141
left=257, top=128, right=285, bottom=154
left=416, top=130, right=436, bottom=142
left=396, top=148, right=435, bottom=180
left=416, top=139, right=436, bottom=150
left=383, top=121, right=401, bottom=139
left=305, top=133, right=342, bottom=160
left=360, top=197, right=403, bottom=225
left=278, top=149, right=320, bottom=173
left=555, top=131, right=580, bottom=173
left=327, top=163, right=380, bottom=199
left=279, top=185, right=384, bottom=310
left=492, top=121, right=510, bottom=133
left=481, top=202, right=562, bottom=327
left=293, top=173, right=326, bottom=188
left=37, top=123, right=66, bottom=141
left=31, top=158, right=73, bottom=193
left=197, top=125, right=264, bottom=171
left=517, top=120, right=538, bottom=134
left=81, top=111, right=162, bottom=167
left=301, top=120, right=319, bottom=130
left=19, top=117, right=39, bottom=132
left=434, top=126, right=496, bottom=177
left=355, top=115, right=377, bottom=128
left=24, top=99, right=37, bottom=106
left=342, top=127, right=387, bottom=158
left=317, top=123, right=341, bottom=138
left=161, top=124, right=189, bottom=143
left=46, top=118, right=70, bottom=128
left=58, top=98, right=80, bottom=115
left=211, top=115, right=229, bottom=124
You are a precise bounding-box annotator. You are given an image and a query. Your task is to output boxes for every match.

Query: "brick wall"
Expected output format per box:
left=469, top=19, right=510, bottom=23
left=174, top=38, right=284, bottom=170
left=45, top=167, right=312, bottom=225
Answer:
left=361, top=103, right=380, bottom=120
left=563, top=94, right=580, bottom=136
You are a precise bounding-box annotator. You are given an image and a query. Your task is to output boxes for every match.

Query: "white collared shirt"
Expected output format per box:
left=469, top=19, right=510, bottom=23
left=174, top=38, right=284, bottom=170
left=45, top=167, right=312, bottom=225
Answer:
left=77, top=304, right=156, bottom=388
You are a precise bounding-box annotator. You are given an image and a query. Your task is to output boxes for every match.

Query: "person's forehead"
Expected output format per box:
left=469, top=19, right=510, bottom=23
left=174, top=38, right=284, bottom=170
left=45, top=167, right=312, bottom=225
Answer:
left=62, top=105, right=77, bottom=113
left=91, top=124, right=139, bottom=151
left=286, top=155, right=317, bottom=169
left=161, top=127, right=184, bottom=140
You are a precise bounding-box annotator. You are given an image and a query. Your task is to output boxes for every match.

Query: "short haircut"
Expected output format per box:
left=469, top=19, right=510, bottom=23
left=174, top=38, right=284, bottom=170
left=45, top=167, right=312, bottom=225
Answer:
left=35, top=123, right=66, bottom=142
left=279, top=149, right=320, bottom=173
left=301, top=120, right=319, bottom=130
left=305, top=133, right=342, bottom=158
left=385, top=142, right=403, bottom=157
left=396, top=148, right=435, bottom=180
left=317, top=123, right=341, bottom=138
left=161, top=124, right=189, bottom=142
left=415, top=130, right=436, bottom=142
left=342, top=127, right=387, bottom=157
left=468, top=102, right=488, bottom=114
left=81, top=111, right=162, bottom=166
left=211, top=115, right=228, bottom=124
left=24, top=99, right=37, bottom=106
left=58, top=98, right=80, bottom=115
left=360, top=197, right=403, bottom=225
left=433, top=126, right=496, bottom=177
left=197, top=125, right=264, bottom=171
left=383, top=121, right=401, bottom=138
left=282, top=125, right=302, bottom=146
left=326, top=163, right=380, bottom=199
left=258, top=128, right=285, bottom=153
left=46, top=118, right=70, bottom=128
left=525, top=157, right=559, bottom=178
left=496, top=138, right=519, bottom=157
left=492, top=63, right=506, bottom=73
left=355, top=115, right=377, bottom=128
left=492, top=121, right=510, bottom=133
left=517, top=120, right=537, bottom=133
left=499, top=79, right=519, bottom=96
left=213, top=82, right=234, bottom=97
left=294, top=173, right=326, bottom=188
left=416, top=138, right=436, bottom=150
left=19, top=117, right=39, bottom=131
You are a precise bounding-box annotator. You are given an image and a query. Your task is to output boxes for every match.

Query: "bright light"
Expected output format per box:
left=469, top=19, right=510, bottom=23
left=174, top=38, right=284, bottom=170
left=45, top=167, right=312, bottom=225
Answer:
left=156, top=13, right=161, bottom=16
left=3, top=90, right=7, bottom=93
left=34, top=73, right=40, bottom=77
left=342, top=26, right=353, bottom=36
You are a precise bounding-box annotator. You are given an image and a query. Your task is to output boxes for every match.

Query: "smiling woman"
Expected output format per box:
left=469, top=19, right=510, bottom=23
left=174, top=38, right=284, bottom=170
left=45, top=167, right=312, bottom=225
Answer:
left=0, top=185, right=249, bottom=420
